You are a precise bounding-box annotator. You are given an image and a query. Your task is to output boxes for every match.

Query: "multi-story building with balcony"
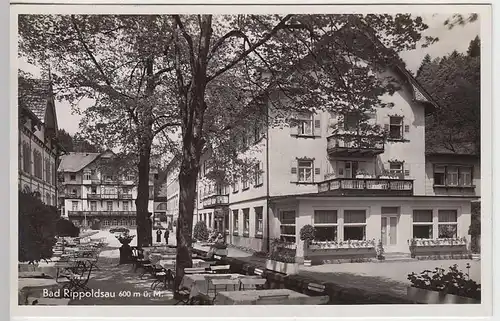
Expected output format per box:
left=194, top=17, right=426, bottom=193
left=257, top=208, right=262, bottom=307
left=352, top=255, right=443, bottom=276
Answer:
left=154, top=155, right=181, bottom=230
left=58, top=150, right=155, bottom=229
left=18, top=75, right=61, bottom=205
left=193, top=36, right=480, bottom=261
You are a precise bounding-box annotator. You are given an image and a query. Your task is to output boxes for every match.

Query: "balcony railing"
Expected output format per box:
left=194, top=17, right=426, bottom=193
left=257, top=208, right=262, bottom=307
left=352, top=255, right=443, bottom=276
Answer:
left=327, top=133, right=385, bottom=157
left=118, top=193, right=133, bottom=199
left=203, top=194, right=229, bottom=209
left=318, top=177, right=413, bottom=196
left=68, top=211, right=136, bottom=217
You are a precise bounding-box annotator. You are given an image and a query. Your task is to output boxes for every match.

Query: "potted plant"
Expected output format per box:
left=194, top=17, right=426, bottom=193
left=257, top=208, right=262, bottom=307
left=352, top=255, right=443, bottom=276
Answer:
left=116, top=231, right=135, bottom=264
left=300, top=224, right=316, bottom=266
left=355, top=169, right=370, bottom=178
left=408, top=238, right=417, bottom=258
left=376, top=239, right=385, bottom=260
left=265, top=239, right=299, bottom=275
left=407, top=264, right=480, bottom=304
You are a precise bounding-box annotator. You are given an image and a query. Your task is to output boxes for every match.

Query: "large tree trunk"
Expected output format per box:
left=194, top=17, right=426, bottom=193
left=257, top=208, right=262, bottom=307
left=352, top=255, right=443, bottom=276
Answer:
left=135, top=137, right=153, bottom=248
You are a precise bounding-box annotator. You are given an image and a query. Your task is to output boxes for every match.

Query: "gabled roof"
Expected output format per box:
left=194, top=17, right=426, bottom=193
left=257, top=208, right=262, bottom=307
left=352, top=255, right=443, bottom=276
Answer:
left=18, top=76, right=52, bottom=123
left=58, top=152, right=101, bottom=173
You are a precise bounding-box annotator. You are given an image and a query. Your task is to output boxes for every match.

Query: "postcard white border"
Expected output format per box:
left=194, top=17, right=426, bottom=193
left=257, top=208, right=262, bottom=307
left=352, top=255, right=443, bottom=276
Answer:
left=9, top=2, right=494, bottom=320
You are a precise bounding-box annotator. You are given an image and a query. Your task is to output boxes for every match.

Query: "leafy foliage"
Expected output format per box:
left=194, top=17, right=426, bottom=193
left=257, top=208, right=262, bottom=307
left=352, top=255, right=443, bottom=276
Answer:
left=376, top=239, right=385, bottom=260
left=57, top=129, right=102, bottom=153
left=19, top=191, right=59, bottom=263
left=110, top=227, right=130, bottom=234
left=407, top=264, right=480, bottom=300
left=193, top=221, right=209, bottom=241
left=268, top=238, right=296, bottom=263
left=416, top=38, right=480, bottom=155
left=55, top=218, right=80, bottom=237
left=116, top=233, right=135, bottom=245
left=299, top=224, right=316, bottom=242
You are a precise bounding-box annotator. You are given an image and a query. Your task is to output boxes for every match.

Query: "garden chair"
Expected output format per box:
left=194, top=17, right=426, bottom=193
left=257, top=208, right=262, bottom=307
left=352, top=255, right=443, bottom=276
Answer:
left=208, top=278, right=240, bottom=302
left=150, top=265, right=174, bottom=290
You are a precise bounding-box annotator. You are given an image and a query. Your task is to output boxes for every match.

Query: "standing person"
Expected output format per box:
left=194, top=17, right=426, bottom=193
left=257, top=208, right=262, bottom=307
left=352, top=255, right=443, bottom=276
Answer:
left=156, top=229, right=162, bottom=244
left=164, top=229, right=170, bottom=246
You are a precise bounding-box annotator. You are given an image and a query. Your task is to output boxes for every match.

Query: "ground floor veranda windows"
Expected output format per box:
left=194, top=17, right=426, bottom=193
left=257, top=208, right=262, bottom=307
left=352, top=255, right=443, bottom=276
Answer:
left=412, top=209, right=459, bottom=239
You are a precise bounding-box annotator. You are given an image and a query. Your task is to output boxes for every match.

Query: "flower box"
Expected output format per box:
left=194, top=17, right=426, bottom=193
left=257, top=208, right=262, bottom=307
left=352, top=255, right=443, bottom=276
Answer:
left=265, top=259, right=299, bottom=275
left=309, top=240, right=376, bottom=250
left=407, top=286, right=480, bottom=304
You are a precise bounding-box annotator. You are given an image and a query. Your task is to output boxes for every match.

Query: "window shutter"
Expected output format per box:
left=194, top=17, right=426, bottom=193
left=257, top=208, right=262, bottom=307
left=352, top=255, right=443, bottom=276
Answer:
left=314, top=117, right=321, bottom=137
left=404, top=169, right=410, bottom=176
left=314, top=160, right=322, bottom=182
left=290, top=159, right=298, bottom=182
left=404, top=125, right=410, bottom=133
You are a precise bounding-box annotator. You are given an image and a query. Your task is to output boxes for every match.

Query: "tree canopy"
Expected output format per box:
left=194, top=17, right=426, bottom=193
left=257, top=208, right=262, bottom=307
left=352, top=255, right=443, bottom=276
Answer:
left=416, top=36, right=480, bottom=155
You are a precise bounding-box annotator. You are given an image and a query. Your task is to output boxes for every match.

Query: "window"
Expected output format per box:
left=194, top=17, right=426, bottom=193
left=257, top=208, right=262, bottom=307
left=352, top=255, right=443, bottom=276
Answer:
left=389, top=116, right=403, bottom=139
left=127, top=174, right=135, bottom=181
left=91, top=186, right=97, bottom=194
left=90, top=201, right=97, bottom=211
left=204, top=213, right=207, bottom=223
left=224, top=213, right=229, bottom=233
left=412, top=210, right=433, bottom=239
left=253, top=163, right=263, bottom=186
left=279, top=210, right=296, bottom=242
left=298, top=160, right=313, bottom=183
left=102, top=219, right=110, bottom=227
left=232, top=175, right=239, bottom=193
left=343, top=210, right=366, bottom=240
left=447, top=166, right=459, bottom=186
left=112, top=219, right=118, bottom=226
left=343, top=113, right=359, bottom=131
left=239, top=208, right=249, bottom=236
left=123, top=201, right=129, bottom=211
left=22, top=143, right=31, bottom=174
left=233, top=210, right=239, bottom=234
left=438, top=210, right=458, bottom=238
left=297, top=114, right=313, bottom=136
left=72, top=201, right=78, bottom=211
left=45, top=193, right=50, bottom=205
left=51, top=163, right=56, bottom=185
left=389, top=162, right=404, bottom=178
left=83, top=172, right=91, bottom=180
left=33, top=151, right=42, bottom=179
left=433, top=165, right=473, bottom=187
left=70, top=174, right=76, bottom=181
left=255, top=207, right=263, bottom=236
left=107, top=201, right=113, bottom=211
left=45, top=158, right=51, bottom=183
left=434, top=165, right=446, bottom=185
left=314, top=210, right=338, bottom=241
left=242, top=177, right=249, bottom=190
left=253, top=120, right=264, bottom=142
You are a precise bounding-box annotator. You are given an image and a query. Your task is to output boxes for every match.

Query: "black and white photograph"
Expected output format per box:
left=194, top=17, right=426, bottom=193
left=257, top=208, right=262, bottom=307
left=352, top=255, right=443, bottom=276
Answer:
left=11, top=3, right=492, bottom=317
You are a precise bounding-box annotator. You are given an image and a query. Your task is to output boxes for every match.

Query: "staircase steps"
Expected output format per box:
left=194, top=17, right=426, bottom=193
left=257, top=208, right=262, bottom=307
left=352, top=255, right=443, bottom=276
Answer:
left=379, top=252, right=415, bottom=262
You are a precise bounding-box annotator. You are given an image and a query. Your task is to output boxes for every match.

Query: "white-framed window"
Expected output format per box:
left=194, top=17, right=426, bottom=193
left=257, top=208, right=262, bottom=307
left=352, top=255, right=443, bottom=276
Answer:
left=412, top=210, right=433, bottom=239
left=107, top=201, right=113, bottom=211
left=232, top=175, right=239, bottom=193
left=102, top=219, right=110, bottom=227
left=123, top=201, right=129, bottom=211
left=90, top=201, right=97, bottom=211
left=297, top=113, right=313, bottom=136
left=433, top=165, right=473, bottom=187
left=389, top=116, right=403, bottom=139
left=253, top=163, right=263, bottom=186
left=298, top=160, right=313, bottom=182
left=83, top=172, right=91, bottom=180
left=232, top=210, right=239, bottom=234
left=242, top=177, right=249, bottom=190
left=255, top=207, right=263, bottom=236
left=343, top=210, right=366, bottom=240
left=243, top=208, right=250, bottom=235
left=72, top=201, right=78, bottom=211
left=314, top=210, right=338, bottom=241
left=438, top=210, right=458, bottom=238
left=111, top=219, right=119, bottom=226
left=279, top=210, right=296, bottom=242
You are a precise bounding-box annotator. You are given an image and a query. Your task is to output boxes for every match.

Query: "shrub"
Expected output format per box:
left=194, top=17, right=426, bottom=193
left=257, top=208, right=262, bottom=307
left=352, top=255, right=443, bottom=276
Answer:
left=268, top=238, right=296, bottom=263
left=193, top=221, right=209, bottom=241
left=376, top=239, right=385, bottom=260
left=56, top=218, right=80, bottom=237
left=110, top=227, right=130, bottom=234
left=408, top=264, right=480, bottom=300
left=299, top=224, right=316, bottom=243
left=19, top=191, right=59, bottom=263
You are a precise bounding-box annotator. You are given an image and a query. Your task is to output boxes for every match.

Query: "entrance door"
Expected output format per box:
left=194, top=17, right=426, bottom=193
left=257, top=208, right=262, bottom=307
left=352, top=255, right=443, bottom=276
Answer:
left=381, top=215, right=398, bottom=252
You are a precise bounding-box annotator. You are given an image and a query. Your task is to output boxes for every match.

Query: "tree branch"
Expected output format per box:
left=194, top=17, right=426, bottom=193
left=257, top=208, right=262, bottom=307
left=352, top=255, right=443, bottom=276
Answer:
left=153, top=122, right=181, bottom=137
left=206, top=14, right=294, bottom=83
left=172, top=15, right=196, bottom=71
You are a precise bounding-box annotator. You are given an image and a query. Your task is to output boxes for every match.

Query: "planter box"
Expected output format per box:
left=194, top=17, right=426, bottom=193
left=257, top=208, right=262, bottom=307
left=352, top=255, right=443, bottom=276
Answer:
left=413, top=245, right=467, bottom=256
left=265, top=259, right=299, bottom=275
left=306, top=247, right=376, bottom=264
left=407, top=286, right=480, bottom=304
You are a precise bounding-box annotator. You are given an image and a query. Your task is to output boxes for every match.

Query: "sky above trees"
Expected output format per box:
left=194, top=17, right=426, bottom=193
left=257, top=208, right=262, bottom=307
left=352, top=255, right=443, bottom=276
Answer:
left=18, top=13, right=480, bottom=139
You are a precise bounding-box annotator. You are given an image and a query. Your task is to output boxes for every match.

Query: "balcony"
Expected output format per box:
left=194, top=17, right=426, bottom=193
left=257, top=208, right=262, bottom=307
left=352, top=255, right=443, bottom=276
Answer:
left=327, top=134, right=384, bottom=157
left=317, top=177, right=413, bottom=196
left=203, top=194, right=229, bottom=209
left=68, top=211, right=136, bottom=217
left=118, top=193, right=133, bottom=199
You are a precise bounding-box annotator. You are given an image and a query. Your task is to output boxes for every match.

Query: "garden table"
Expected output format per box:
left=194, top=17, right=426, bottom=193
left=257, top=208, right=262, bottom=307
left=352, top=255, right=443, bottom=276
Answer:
left=180, top=273, right=251, bottom=299
left=18, top=278, right=59, bottom=305
left=214, top=289, right=329, bottom=305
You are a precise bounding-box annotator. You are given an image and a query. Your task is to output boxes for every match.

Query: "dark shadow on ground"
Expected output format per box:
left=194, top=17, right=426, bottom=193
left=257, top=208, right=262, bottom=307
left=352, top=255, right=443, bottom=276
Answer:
left=299, top=270, right=408, bottom=298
